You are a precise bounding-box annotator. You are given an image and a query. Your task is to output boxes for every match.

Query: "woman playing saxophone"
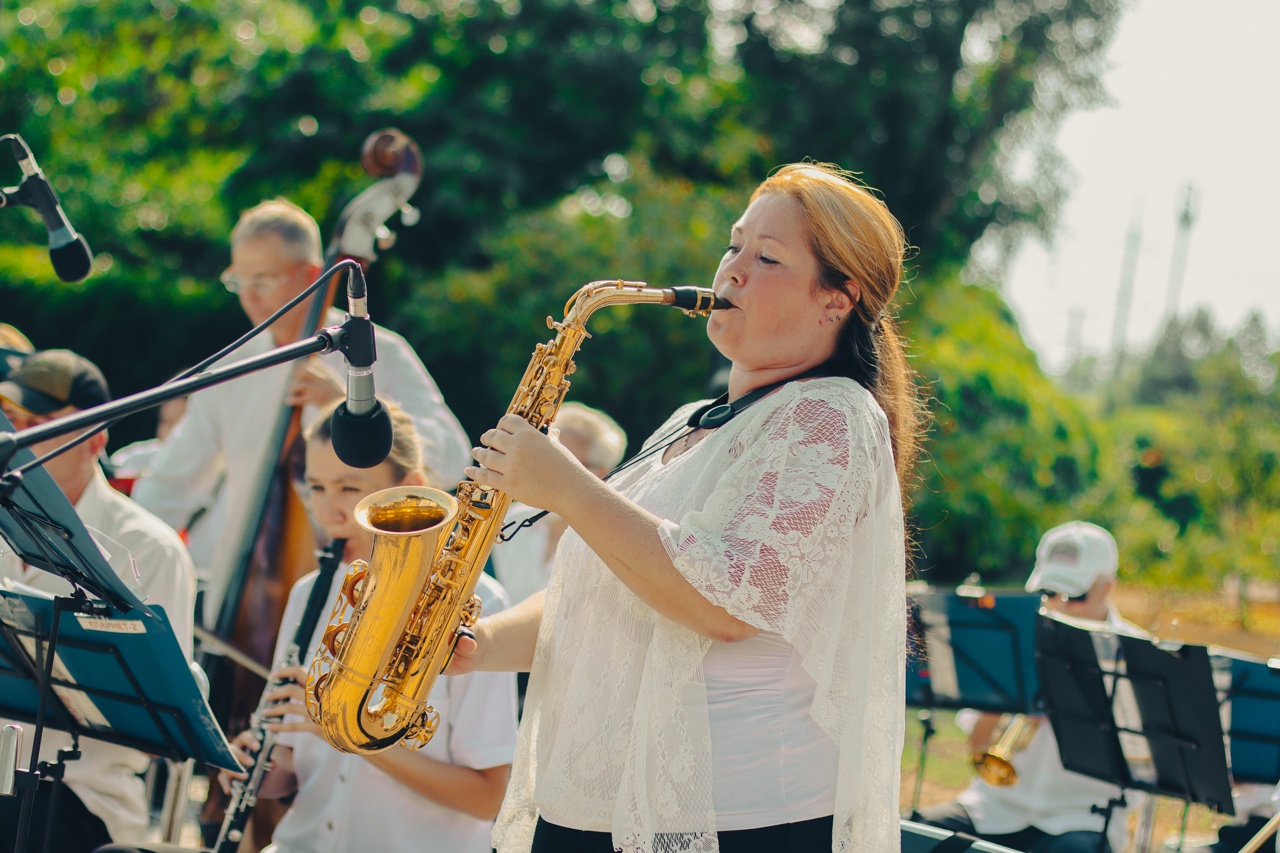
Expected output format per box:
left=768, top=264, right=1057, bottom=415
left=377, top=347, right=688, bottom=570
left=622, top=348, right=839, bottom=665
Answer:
left=457, top=163, right=925, bottom=853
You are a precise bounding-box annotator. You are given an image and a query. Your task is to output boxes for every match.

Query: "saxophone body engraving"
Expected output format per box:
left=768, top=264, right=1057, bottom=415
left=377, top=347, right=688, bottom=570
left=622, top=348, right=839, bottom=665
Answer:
left=305, top=280, right=723, bottom=754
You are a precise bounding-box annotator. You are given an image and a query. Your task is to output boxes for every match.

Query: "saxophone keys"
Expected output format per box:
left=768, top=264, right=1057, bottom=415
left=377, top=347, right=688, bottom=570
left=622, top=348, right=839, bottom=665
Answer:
left=305, top=671, right=328, bottom=719
left=322, top=622, right=348, bottom=657
left=401, top=706, right=441, bottom=751
left=460, top=594, right=482, bottom=627
left=341, top=563, right=369, bottom=606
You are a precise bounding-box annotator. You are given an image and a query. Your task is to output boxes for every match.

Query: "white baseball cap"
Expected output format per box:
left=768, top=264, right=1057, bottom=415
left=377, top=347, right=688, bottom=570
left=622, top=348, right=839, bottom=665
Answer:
left=1024, top=521, right=1118, bottom=597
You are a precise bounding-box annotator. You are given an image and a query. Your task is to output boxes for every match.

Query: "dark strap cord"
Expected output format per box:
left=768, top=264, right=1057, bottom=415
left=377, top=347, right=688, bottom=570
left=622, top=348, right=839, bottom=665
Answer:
left=497, top=369, right=824, bottom=543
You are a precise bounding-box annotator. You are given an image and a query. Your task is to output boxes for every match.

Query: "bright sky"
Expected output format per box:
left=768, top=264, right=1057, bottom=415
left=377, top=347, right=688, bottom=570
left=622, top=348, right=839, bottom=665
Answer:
left=998, top=0, right=1280, bottom=374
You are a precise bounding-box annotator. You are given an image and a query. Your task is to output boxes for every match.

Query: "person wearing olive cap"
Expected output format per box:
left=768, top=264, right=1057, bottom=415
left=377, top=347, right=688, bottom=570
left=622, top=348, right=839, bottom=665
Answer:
left=916, top=521, right=1146, bottom=853
left=0, top=349, right=197, bottom=853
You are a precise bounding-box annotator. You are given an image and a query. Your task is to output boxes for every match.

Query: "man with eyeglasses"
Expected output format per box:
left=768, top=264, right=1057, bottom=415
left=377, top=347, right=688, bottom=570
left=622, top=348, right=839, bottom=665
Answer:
left=133, top=198, right=469, bottom=625
left=916, top=521, right=1146, bottom=853
left=0, top=349, right=197, bottom=853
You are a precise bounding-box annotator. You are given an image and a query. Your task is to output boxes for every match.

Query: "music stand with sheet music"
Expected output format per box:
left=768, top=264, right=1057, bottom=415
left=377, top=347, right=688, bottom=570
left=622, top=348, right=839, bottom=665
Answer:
left=0, top=410, right=240, bottom=853
left=905, top=581, right=1042, bottom=818
left=1035, top=612, right=1235, bottom=853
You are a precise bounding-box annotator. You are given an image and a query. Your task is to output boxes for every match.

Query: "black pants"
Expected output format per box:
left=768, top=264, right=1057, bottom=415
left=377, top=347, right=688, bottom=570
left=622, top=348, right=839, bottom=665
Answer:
left=530, top=815, right=835, bottom=853
left=916, top=801, right=1110, bottom=853
left=0, top=780, right=112, bottom=853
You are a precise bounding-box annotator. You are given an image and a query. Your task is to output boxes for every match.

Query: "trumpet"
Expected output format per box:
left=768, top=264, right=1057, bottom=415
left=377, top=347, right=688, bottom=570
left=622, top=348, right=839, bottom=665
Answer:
left=973, top=714, right=1040, bottom=787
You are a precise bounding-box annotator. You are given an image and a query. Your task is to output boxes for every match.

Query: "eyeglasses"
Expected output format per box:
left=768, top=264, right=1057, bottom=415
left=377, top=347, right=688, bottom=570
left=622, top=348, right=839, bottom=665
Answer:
left=220, top=268, right=295, bottom=295
left=1038, top=589, right=1089, bottom=604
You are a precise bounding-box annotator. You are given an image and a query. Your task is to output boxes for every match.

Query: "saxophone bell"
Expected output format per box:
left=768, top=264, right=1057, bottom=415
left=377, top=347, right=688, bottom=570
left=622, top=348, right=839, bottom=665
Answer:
left=305, top=486, right=460, bottom=754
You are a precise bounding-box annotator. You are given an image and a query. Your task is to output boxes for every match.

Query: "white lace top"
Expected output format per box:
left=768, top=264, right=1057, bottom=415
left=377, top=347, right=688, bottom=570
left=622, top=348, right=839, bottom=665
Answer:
left=493, top=377, right=907, bottom=853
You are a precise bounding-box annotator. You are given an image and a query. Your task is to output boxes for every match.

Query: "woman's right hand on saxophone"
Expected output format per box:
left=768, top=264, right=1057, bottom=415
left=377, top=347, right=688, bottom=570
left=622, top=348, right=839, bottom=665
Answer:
left=444, top=589, right=546, bottom=676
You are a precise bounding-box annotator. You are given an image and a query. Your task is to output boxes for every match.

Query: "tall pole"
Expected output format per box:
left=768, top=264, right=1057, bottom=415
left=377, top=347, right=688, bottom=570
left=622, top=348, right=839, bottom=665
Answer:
left=1163, top=183, right=1199, bottom=324
left=1111, top=214, right=1142, bottom=377
left=1066, top=308, right=1085, bottom=365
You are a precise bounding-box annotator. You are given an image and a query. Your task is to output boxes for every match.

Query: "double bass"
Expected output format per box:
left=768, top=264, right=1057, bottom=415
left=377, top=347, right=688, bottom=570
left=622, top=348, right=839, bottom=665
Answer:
left=198, top=129, right=423, bottom=848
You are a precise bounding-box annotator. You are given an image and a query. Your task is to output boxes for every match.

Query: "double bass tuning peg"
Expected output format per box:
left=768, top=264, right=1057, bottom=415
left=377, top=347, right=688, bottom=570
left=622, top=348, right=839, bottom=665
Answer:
left=375, top=225, right=396, bottom=251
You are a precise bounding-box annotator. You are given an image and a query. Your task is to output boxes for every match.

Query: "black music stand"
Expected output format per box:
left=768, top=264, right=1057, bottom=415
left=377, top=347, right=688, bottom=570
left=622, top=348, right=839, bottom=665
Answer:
left=0, top=410, right=152, bottom=617
left=906, top=581, right=1042, bottom=818
left=0, top=410, right=240, bottom=853
left=1035, top=613, right=1235, bottom=853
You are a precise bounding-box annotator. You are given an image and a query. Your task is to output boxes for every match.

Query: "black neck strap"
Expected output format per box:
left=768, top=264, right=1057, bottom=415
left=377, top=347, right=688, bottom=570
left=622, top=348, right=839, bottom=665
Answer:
left=687, top=367, right=826, bottom=429
left=498, top=368, right=827, bottom=544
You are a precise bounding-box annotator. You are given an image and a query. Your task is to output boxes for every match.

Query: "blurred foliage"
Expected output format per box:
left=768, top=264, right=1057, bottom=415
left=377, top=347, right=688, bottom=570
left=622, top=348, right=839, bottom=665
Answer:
left=648, top=0, right=1124, bottom=267
left=906, top=270, right=1100, bottom=583
left=1067, top=311, right=1280, bottom=596
left=391, top=159, right=748, bottom=445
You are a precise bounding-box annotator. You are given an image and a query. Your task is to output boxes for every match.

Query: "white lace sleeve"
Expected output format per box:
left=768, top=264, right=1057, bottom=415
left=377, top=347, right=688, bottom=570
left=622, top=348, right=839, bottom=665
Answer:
left=658, top=383, right=907, bottom=852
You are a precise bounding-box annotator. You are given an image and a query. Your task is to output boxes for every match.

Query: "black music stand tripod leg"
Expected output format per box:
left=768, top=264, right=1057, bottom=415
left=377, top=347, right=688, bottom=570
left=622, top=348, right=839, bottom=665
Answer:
left=1090, top=794, right=1126, bottom=853
left=13, top=592, right=94, bottom=853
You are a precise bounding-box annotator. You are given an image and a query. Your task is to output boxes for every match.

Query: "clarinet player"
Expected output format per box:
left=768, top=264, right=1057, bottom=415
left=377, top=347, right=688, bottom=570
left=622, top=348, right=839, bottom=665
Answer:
left=456, top=163, right=925, bottom=853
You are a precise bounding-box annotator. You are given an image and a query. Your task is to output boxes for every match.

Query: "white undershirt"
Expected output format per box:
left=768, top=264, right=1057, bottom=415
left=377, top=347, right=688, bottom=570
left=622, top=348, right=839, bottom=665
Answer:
left=703, top=631, right=838, bottom=829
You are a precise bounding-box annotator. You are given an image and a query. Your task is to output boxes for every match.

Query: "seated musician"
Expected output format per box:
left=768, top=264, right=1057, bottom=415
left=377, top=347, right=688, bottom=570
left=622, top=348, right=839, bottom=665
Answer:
left=98, top=400, right=517, bottom=853
left=917, top=521, right=1145, bottom=853
left=0, top=349, right=197, bottom=853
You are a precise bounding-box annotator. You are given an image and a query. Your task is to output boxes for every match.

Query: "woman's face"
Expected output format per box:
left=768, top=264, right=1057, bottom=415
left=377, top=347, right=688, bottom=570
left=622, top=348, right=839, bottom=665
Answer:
left=304, top=437, right=408, bottom=563
left=706, top=192, right=849, bottom=373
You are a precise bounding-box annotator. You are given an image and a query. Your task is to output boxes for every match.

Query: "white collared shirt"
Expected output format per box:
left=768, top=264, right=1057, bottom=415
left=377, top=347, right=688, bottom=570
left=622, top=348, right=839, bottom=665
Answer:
left=271, top=569, right=517, bottom=853
left=0, top=467, right=196, bottom=842
left=132, top=310, right=470, bottom=623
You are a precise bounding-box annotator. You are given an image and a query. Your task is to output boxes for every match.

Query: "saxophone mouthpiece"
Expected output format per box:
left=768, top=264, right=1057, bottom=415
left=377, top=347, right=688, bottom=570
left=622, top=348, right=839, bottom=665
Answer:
left=667, top=286, right=731, bottom=313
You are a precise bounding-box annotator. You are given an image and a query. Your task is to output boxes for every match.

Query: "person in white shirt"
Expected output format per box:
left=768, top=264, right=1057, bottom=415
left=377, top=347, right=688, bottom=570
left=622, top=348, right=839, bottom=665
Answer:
left=99, top=399, right=517, bottom=853
left=108, top=394, right=189, bottom=478
left=454, top=163, right=925, bottom=853
left=0, top=349, right=197, bottom=853
left=917, top=521, right=1145, bottom=853
left=132, top=198, right=470, bottom=625
left=492, top=402, right=627, bottom=607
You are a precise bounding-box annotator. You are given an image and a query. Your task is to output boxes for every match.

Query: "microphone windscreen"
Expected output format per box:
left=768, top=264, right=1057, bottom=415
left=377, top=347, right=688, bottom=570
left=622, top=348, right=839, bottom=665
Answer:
left=330, top=401, right=394, bottom=469
left=50, top=235, right=93, bottom=283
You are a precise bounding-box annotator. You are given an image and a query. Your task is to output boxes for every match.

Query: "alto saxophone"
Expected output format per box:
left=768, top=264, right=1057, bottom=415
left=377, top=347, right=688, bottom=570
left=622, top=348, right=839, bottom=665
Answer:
left=306, top=280, right=724, bottom=754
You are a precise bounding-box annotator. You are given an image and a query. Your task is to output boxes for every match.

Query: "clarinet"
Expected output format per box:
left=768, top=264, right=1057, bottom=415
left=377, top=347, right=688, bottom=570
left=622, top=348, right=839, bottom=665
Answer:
left=213, top=539, right=347, bottom=853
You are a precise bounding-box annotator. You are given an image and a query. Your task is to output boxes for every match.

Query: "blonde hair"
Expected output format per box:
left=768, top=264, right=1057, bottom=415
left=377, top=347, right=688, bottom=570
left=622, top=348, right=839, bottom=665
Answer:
left=752, top=163, right=924, bottom=501
left=554, top=402, right=627, bottom=472
left=232, top=198, right=323, bottom=265
left=305, top=399, right=425, bottom=484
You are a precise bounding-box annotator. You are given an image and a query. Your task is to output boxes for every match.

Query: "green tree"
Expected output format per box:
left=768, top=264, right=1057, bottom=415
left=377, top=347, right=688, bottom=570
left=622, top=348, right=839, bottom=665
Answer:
left=906, top=271, right=1100, bottom=583
left=645, top=0, right=1124, bottom=269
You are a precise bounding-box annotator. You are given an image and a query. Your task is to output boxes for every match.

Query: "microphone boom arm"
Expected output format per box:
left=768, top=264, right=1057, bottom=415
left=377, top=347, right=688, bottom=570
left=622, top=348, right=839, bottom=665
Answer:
left=0, top=318, right=362, bottom=477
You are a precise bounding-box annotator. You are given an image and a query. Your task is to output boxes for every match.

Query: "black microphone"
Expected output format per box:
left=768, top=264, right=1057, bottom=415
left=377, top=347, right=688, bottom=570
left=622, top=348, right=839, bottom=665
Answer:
left=1, top=135, right=93, bottom=282
left=329, top=265, right=393, bottom=469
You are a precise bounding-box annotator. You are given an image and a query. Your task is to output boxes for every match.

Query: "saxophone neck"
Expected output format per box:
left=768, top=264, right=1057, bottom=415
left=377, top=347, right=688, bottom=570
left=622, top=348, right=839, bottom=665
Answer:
left=561, top=280, right=724, bottom=325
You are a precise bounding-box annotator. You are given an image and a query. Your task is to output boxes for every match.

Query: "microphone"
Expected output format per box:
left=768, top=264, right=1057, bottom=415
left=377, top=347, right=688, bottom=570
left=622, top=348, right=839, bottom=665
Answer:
left=329, top=265, right=393, bottom=469
left=2, top=135, right=93, bottom=283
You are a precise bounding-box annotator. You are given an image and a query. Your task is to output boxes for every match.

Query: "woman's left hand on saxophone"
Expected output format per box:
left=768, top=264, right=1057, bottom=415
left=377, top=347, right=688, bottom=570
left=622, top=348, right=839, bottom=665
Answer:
left=467, top=413, right=593, bottom=512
